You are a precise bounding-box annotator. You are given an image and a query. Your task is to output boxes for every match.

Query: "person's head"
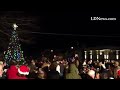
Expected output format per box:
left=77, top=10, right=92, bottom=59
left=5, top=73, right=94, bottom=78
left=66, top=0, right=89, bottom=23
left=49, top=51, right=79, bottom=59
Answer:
left=38, top=68, right=46, bottom=79
left=0, top=61, right=4, bottom=67
left=49, top=61, right=57, bottom=71
left=114, top=61, right=119, bottom=67
left=18, top=65, right=30, bottom=76
left=111, top=60, right=115, bottom=62
left=31, top=61, right=35, bottom=65
left=95, top=62, right=97, bottom=66
left=87, top=70, right=95, bottom=79
left=31, top=60, right=34, bottom=63
left=0, top=64, right=3, bottom=76
left=0, top=61, right=3, bottom=65
left=100, top=72, right=109, bottom=79
left=99, top=62, right=102, bottom=66
left=10, top=60, right=17, bottom=66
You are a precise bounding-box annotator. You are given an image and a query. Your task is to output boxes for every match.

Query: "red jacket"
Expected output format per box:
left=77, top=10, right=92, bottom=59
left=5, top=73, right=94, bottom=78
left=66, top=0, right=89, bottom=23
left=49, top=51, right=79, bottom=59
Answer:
left=7, top=65, right=18, bottom=79
left=7, top=65, right=28, bottom=79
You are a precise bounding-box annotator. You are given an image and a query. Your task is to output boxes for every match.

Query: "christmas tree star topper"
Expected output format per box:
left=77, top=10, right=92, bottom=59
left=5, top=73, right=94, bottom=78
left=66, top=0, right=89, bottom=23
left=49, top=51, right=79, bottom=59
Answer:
left=13, top=23, right=18, bottom=30
left=4, top=23, right=24, bottom=65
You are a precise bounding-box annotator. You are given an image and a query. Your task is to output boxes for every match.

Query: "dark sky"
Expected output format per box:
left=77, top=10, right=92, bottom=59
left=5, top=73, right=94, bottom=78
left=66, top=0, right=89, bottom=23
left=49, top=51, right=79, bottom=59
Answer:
left=25, top=11, right=120, bottom=35
left=1, top=9, right=120, bottom=56
left=17, top=10, right=120, bottom=56
left=27, top=11, right=120, bottom=43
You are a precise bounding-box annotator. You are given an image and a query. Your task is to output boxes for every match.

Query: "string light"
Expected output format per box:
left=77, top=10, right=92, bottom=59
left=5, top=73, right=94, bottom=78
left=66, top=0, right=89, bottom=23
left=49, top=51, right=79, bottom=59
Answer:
left=4, top=23, right=25, bottom=63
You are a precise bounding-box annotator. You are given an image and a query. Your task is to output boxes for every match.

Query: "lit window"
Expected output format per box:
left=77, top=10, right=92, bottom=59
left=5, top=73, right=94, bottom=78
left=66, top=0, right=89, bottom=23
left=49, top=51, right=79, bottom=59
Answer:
left=104, top=55, right=107, bottom=59
left=106, top=55, right=109, bottom=59
left=90, top=50, right=92, bottom=60
left=84, top=51, right=87, bottom=60
left=116, top=55, right=119, bottom=60
left=116, top=50, right=119, bottom=60
left=97, top=55, right=99, bottom=60
left=96, top=50, right=99, bottom=60
left=100, top=51, right=102, bottom=55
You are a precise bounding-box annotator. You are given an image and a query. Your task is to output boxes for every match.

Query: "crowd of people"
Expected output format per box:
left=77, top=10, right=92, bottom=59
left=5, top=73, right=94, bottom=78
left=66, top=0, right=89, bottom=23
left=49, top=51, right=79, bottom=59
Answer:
left=0, top=54, right=120, bottom=79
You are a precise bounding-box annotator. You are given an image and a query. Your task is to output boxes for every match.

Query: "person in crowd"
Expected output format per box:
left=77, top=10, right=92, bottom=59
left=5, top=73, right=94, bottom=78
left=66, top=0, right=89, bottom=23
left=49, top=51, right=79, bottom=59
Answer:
left=65, top=63, right=81, bottom=79
left=100, top=70, right=110, bottom=79
left=2, top=49, right=120, bottom=79
left=88, top=60, right=93, bottom=67
left=95, top=72, right=100, bottom=79
left=86, top=70, right=95, bottom=79
left=59, top=61, right=65, bottom=79
left=37, top=68, right=46, bottom=79
left=47, top=61, right=60, bottom=79
left=7, top=65, right=18, bottom=79
left=63, top=62, right=69, bottom=79
left=16, top=65, right=30, bottom=79
left=56, top=61, right=61, bottom=74
left=7, top=61, right=18, bottom=79
left=82, top=60, right=87, bottom=67
left=98, top=62, right=106, bottom=73
left=80, top=65, right=88, bottom=78
left=3, top=61, right=7, bottom=70
left=114, top=61, right=120, bottom=79
left=0, top=62, right=6, bottom=79
left=41, top=60, right=50, bottom=74
left=28, top=60, right=37, bottom=78
left=107, top=65, right=114, bottom=78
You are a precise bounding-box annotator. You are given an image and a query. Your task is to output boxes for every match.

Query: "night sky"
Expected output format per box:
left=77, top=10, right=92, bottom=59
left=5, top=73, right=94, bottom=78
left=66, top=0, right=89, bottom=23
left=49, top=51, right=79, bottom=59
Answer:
left=0, top=8, right=120, bottom=57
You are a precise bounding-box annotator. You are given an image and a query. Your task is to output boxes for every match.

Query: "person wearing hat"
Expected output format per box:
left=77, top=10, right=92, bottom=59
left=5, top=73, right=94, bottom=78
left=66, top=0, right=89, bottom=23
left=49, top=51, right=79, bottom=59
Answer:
left=16, top=65, right=30, bottom=79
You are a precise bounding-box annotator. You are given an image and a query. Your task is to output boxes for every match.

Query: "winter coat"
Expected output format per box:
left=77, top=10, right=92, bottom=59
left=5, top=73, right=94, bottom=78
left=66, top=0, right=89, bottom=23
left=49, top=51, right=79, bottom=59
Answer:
left=114, top=66, right=120, bottom=79
left=7, top=65, right=18, bottom=79
left=29, top=64, right=36, bottom=73
left=7, top=65, right=28, bottom=79
left=81, top=74, right=93, bottom=79
left=47, top=70, right=60, bottom=79
left=66, top=64, right=81, bottom=79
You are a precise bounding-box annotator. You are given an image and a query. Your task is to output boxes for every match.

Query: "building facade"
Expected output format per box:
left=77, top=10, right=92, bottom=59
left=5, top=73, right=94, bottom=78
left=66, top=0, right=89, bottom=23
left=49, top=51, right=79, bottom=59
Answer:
left=83, top=47, right=120, bottom=61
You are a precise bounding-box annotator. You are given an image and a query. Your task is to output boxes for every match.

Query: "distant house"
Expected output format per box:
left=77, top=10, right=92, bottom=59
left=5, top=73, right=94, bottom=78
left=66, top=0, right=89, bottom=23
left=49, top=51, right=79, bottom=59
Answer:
left=83, top=46, right=120, bottom=61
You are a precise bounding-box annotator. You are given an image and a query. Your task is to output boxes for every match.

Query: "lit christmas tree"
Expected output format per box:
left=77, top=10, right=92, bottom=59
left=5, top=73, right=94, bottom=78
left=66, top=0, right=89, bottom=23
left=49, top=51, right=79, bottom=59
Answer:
left=4, top=23, right=25, bottom=65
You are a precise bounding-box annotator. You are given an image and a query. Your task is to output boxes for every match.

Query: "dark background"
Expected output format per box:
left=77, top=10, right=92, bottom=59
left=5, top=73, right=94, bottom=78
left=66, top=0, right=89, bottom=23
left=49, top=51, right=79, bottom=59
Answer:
left=0, top=7, right=120, bottom=57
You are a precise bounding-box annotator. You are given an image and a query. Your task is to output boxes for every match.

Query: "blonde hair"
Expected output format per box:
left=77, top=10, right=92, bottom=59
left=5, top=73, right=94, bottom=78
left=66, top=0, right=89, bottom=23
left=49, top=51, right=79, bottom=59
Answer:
left=88, top=70, right=95, bottom=79
left=0, top=61, right=3, bottom=65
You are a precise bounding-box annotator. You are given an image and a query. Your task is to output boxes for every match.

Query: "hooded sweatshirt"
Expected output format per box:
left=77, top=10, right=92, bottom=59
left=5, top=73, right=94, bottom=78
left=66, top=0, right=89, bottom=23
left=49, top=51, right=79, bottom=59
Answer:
left=66, top=64, right=81, bottom=79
